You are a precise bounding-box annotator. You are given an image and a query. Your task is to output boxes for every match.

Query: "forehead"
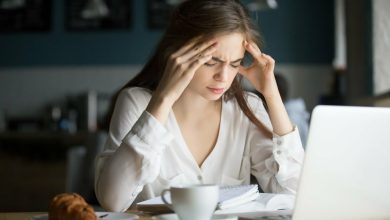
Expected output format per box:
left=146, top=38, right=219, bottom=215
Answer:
left=213, top=33, right=245, bottom=61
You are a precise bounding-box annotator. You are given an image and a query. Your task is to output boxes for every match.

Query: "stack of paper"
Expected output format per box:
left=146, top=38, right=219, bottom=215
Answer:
left=217, top=185, right=259, bottom=209
left=215, top=193, right=295, bottom=215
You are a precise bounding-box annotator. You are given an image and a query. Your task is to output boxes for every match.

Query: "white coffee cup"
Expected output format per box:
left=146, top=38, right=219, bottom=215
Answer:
left=161, top=184, right=219, bottom=220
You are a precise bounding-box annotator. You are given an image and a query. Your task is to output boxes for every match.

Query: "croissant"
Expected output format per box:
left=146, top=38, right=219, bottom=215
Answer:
left=49, top=193, right=98, bottom=220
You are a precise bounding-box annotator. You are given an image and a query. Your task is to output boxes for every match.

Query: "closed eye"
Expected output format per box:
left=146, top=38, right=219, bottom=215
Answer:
left=230, top=61, right=242, bottom=68
left=205, top=62, right=217, bottom=67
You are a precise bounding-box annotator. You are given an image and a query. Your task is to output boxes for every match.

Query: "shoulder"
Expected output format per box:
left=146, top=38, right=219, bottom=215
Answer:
left=115, top=87, right=152, bottom=111
left=224, top=91, right=271, bottom=128
left=119, top=87, right=152, bottom=100
left=244, top=91, right=266, bottom=113
left=224, top=91, right=265, bottom=112
left=244, top=91, right=270, bottom=123
left=224, top=91, right=268, bottom=117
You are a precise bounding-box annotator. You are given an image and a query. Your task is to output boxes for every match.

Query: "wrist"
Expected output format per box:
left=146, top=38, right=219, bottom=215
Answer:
left=256, top=76, right=279, bottom=100
left=146, top=95, right=174, bottom=124
left=261, top=84, right=281, bottom=102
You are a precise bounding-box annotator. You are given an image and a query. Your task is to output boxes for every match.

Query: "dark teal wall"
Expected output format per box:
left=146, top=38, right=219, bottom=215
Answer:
left=257, top=0, right=334, bottom=63
left=0, top=0, right=333, bottom=67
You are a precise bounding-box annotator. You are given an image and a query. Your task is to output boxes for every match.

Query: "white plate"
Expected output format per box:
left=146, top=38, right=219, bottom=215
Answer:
left=31, top=212, right=138, bottom=220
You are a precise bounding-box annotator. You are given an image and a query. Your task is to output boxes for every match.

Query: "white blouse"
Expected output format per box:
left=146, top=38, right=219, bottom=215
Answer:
left=95, top=87, right=304, bottom=212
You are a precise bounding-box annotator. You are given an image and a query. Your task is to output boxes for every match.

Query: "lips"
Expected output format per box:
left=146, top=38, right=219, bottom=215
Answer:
left=207, top=87, right=225, bottom=94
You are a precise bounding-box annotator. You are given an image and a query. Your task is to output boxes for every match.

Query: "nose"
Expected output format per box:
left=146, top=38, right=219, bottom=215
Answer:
left=213, top=64, right=229, bottom=82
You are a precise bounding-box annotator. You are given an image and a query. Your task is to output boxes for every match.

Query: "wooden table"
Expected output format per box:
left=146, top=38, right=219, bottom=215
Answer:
left=0, top=212, right=153, bottom=220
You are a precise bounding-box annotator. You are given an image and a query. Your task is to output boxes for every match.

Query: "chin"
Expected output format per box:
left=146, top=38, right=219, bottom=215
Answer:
left=202, top=92, right=224, bottom=101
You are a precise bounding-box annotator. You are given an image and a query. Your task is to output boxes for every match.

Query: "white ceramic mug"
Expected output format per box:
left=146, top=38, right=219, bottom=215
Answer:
left=161, top=184, right=219, bottom=220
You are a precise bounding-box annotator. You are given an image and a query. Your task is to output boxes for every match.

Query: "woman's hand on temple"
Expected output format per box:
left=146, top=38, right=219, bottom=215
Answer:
left=157, top=38, right=217, bottom=104
left=239, top=41, right=293, bottom=135
left=147, top=38, right=218, bottom=123
left=238, top=41, right=279, bottom=99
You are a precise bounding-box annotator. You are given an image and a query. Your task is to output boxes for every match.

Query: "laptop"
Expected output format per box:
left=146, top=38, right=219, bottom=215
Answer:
left=240, top=105, right=390, bottom=220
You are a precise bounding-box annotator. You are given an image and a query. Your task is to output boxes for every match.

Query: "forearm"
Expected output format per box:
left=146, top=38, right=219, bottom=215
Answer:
left=251, top=125, right=304, bottom=194
left=95, top=145, right=148, bottom=212
left=95, top=111, right=173, bottom=211
left=264, top=88, right=293, bottom=136
left=146, top=94, right=174, bottom=124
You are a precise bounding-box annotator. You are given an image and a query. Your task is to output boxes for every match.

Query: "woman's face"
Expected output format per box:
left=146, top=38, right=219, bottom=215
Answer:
left=187, top=33, right=246, bottom=100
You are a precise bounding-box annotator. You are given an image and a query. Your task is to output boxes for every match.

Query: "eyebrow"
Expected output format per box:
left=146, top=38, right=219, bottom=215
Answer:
left=211, top=57, right=243, bottom=64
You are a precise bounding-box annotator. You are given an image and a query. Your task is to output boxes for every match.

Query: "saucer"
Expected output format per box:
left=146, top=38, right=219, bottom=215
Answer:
left=31, top=212, right=138, bottom=220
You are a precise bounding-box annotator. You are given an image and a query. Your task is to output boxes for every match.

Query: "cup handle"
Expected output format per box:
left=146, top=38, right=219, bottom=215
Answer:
left=161, top=189, right=174, bottom=210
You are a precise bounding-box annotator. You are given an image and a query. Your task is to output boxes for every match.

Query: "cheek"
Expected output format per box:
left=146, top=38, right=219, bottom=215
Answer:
left=195, top=66, right=214, bottom=78
left=189, top=67, right=211, bottom=85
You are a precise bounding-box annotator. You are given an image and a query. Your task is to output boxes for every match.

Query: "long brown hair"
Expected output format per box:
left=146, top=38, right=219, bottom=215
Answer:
left=106, top=0, right=272, bottom=138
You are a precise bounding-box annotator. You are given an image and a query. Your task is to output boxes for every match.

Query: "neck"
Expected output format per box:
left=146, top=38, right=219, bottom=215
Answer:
left=173, top=90, right=221, bottom=121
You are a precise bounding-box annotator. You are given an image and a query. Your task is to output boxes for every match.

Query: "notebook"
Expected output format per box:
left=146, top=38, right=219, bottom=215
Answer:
left=136, top=184, right=259, bottom=213
left=217, top=185, right=259, bottom=209
left=215, top=193, right=295, bottom=215
left=239, top=105, right=390, bottom=220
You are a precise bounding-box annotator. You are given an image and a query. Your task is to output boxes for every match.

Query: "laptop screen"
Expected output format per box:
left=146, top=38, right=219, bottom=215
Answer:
left=293, top=105, right=390, bottom=220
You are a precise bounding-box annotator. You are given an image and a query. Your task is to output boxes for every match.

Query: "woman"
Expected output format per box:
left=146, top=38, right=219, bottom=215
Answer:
left=95, top=0, right=304, bottom=212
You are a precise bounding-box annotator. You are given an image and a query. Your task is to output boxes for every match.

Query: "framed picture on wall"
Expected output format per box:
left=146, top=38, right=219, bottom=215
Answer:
left=0, top=0, right=51, bottom=32
left=146, top=0, right=184, bottom=29
left=65, top=0, right=132, bottom=31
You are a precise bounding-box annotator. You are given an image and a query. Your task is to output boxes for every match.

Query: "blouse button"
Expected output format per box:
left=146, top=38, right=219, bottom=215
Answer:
left=277, top=139, right=283, bottom=145
left=197, top=175, right=202, bottom=181
left=276, top=150, right=282, bottom=155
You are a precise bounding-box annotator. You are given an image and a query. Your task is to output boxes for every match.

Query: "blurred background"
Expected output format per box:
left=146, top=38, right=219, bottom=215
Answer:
left=0, top=0, right=389, bottom=212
